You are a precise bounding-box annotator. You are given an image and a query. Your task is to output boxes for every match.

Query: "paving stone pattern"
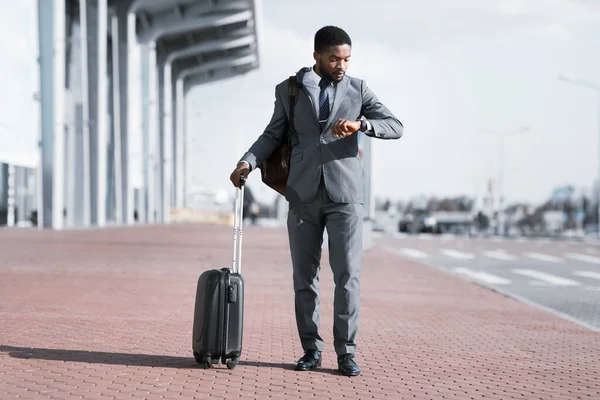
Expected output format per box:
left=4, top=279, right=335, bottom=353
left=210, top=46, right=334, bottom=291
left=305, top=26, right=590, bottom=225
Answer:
left=0, top=224, right=599, bottom=399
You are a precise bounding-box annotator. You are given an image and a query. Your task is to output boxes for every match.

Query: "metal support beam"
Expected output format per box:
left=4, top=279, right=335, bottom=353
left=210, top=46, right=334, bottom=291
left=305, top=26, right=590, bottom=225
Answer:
left=174, top=77, right=184, bottom=208
left=182, top=61, right=256, bottom=95
left=127, top=12, right=139, bottom=224
left=156, top=63, right=165, bottom=222
left=162, top=62, right=173, bottom=223
left=112, top=2, right=131, bottom=225
left=137, top=10, right=252, bottom=44
left=148, top=42, right=159, bottom=223
left=36, top=0, right=66, bottom=230
left=111, top=14, right=123, bottom=224
left=140, top=44, right=150, bottom=223
left=79, top=0, right=91, bottom=227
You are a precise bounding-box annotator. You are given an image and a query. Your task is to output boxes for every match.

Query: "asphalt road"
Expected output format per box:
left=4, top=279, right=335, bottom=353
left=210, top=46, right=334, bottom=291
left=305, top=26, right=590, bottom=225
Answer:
left=374, top=231, right=600, bottom=332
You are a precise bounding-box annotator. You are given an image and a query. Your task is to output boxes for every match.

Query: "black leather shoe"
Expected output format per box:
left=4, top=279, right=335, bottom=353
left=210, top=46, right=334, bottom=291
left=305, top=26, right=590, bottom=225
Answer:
left=338, top=353, right=360, bottom=376
left=294, top=349, right=322, bottom=371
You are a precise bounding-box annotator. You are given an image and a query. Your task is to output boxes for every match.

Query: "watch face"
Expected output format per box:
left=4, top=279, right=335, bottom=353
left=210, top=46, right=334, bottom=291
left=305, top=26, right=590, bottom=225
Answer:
left=361, top=120, right=367, bottom=131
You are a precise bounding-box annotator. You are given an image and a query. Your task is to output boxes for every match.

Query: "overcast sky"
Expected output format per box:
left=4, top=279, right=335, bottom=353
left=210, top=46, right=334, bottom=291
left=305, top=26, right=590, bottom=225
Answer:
left=1, top=0, right=600, bottom=207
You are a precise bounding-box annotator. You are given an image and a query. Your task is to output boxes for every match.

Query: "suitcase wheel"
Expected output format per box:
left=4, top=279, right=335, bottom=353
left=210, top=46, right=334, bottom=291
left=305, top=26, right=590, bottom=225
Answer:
left=193, top=352, right=213, bottom=369
left=226, top=357, right=239, bottom=370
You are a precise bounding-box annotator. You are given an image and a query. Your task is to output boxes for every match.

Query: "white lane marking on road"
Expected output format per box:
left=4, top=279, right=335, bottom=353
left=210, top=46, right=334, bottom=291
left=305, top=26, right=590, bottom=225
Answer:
left=483, top=250, right=516, bottom=261
left=511, top=269, right=581, bottom=286
left=565, top=253, right=600, bottom=264
left=399, top=248, right=428, bottom=259
left=452, top=267, right=511, bottom=285
left=573, top=271, right=600, bottom=281
left=585, top=247, right=598, bottom=254
left=442, top=249, right=476, bottom=260
left=524, top=252, right=563, bottom=263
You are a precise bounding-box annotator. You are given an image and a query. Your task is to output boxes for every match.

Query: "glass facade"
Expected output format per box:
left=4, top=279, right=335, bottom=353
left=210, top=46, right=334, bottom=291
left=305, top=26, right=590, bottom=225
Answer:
left=0, top=162, right=36, bottom=226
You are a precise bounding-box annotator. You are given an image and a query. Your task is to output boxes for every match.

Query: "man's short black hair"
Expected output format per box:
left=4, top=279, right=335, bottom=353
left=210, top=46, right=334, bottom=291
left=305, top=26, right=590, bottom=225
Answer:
left=314, top=26, right=352, bottom=53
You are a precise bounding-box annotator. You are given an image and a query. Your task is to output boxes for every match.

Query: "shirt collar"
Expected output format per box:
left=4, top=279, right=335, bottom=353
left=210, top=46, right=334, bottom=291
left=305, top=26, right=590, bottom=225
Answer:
left=306, top=66, right=323, bottom=86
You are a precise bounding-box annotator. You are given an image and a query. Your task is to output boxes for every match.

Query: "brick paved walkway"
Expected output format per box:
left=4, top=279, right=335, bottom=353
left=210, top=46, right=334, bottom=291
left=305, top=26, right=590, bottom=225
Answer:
left=1, top=223, right=599, bottom=400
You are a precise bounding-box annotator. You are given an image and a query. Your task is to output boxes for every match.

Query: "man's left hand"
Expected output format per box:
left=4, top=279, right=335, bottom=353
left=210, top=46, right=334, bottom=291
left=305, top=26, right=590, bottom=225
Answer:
left=332, top=119, right=361, bottom=138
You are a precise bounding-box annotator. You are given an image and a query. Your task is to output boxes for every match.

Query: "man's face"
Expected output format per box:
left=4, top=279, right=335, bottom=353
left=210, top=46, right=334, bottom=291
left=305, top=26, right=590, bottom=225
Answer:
left=314, top=44, right=351, bottom=82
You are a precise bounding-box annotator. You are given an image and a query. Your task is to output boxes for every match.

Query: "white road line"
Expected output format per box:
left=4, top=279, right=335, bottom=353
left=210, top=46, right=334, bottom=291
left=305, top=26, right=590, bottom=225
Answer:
left=573, top=271, right=600, bottom=281
left=565, top=253, right=600, bottom=264
left=511, top=269, right=581, bottom=286
left=584, top=247, right=598, bottom=254
left=441, top=249, right=476, bottom=260
left=452, top=267, right=511, bottom=285
left=483, top=250, right=516, bottom=261
left=417, top=234, right=434, bottom=240
left=524, top=252, right=563, bottom=263
left=399, top=248, right=428, bottom=259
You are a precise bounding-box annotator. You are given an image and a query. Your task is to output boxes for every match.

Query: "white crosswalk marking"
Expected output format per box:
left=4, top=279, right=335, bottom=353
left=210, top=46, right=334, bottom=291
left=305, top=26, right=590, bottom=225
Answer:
left=452, top=268, right=511, bottom=285
left=483, top=250, right=516, bottom=261
left=524, top=252, right=562, bottom=263
left=511, top=269, right=581, bottom=286
left=399, top=248, right=428, bottom=259
left=565, top=253, right=600, bottom=264
left=442, top=249, right=475, bottom=260
left=573, top=271, right=600, bottom=281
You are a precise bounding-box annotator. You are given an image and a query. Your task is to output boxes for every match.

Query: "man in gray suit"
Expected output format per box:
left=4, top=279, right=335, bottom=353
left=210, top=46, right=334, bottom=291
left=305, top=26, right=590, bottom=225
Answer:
left=229, top=26, right=403, bottom=376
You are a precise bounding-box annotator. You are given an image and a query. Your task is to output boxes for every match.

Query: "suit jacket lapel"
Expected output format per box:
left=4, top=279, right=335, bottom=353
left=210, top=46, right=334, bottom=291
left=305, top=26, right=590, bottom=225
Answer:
left=324, top=76, right=349, bottom=132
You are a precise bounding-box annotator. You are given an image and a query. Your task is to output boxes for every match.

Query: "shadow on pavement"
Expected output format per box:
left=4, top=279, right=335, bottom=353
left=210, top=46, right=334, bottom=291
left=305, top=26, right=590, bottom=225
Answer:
left=1, top=345, right=198, bottom=368
left=1, top=345, right=340, bottom=375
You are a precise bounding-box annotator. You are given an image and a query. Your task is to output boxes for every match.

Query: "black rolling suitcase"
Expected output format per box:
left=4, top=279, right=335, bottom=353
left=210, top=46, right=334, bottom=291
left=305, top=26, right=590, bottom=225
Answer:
left=192, top=183, right=245, bottom=369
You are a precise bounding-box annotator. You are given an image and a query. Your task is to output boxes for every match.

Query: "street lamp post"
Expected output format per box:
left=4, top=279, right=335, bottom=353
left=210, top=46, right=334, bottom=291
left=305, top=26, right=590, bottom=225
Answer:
left=479, top=126, right=531, bottom=236
left=558, top=74, right=600, bottom=238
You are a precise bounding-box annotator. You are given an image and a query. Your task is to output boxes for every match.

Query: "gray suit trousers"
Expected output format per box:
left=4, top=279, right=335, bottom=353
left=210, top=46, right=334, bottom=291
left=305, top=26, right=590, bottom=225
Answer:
left=287, top=178, right=363, bottom=356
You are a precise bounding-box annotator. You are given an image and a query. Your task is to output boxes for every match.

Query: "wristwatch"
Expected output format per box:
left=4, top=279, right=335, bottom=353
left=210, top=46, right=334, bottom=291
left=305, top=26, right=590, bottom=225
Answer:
left=359, top=120, right=367, bottom=132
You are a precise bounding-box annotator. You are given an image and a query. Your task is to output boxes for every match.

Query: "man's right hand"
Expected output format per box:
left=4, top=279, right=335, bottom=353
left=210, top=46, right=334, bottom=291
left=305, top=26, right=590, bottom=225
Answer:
left=230, top=162, right=250, bottom=188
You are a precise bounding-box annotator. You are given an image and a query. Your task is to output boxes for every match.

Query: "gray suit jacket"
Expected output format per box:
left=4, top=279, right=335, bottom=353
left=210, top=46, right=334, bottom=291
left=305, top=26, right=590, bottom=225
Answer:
left=240, top=67, right=403, bottom=204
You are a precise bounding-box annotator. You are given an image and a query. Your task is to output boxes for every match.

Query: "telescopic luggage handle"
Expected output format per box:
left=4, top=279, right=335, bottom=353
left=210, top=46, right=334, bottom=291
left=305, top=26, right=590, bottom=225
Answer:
left=231, top=178, right=245, bottom=274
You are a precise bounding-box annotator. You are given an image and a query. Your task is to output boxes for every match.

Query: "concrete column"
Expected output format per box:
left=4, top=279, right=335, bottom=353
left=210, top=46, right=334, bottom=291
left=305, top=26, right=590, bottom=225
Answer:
left=175, top=78, right=185, bottom=208
left=36, top=0, right=66, bottom=230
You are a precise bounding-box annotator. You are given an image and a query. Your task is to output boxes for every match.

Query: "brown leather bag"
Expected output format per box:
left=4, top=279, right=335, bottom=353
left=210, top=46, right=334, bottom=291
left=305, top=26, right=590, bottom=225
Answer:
left=259, top=76, right=300, bottom=195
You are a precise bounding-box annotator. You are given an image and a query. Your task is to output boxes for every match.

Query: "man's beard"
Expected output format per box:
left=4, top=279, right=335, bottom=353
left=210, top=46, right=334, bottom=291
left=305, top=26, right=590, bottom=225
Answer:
left=319, top=60, right=340, bottom=81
